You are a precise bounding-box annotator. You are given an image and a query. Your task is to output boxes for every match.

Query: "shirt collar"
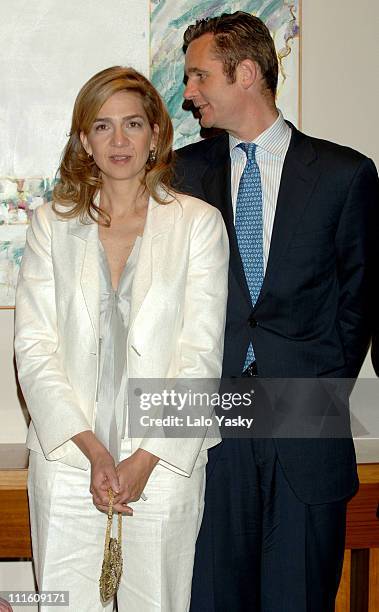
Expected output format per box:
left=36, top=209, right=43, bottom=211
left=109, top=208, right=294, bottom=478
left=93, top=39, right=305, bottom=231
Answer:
left=229, top=110, right=291, bottom=158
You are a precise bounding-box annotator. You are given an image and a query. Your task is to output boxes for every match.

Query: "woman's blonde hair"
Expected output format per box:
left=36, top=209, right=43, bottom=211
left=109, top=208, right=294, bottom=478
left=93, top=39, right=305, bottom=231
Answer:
left=53, top=66, right=174, bottom=224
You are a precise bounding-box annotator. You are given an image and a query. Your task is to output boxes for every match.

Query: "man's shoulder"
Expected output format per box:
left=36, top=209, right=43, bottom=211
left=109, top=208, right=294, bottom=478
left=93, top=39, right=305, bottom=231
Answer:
left=175, top=132, right=229, bottom=162
left=294, top=127, right=371, bottom=169
left=173, top=133, right=229, bottom=195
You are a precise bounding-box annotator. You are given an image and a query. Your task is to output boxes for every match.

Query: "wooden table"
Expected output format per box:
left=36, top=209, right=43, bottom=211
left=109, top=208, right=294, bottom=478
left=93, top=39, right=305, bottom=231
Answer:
left=336, top=463, right=379, bottom=612
left=0, top=444, right=31, bottom=558
left=0, top=445, right=378, bottom=610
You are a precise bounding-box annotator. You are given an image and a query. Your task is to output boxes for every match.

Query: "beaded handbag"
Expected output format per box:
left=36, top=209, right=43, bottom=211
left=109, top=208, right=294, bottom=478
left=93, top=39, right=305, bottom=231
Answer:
left=99, top=488, right=123, bottom=603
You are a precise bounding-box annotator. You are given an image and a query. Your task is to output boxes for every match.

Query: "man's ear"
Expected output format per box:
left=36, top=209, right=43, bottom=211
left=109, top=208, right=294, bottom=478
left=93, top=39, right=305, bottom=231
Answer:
left=80, top=131, right=92, bottom=156
left=236, top=59, right=258, bottom=90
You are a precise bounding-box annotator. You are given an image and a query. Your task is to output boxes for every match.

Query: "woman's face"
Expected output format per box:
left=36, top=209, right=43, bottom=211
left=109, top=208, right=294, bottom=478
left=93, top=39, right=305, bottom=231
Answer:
left=80, top=90, right=158, bottom=184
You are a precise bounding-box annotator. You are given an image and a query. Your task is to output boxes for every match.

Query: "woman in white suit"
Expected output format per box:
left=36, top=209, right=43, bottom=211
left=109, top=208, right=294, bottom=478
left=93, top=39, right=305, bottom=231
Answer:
left=14, top=66, right=229, bottom=612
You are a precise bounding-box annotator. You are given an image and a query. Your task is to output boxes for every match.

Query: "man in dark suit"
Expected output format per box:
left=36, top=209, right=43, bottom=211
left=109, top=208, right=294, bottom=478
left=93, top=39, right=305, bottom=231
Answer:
left=173, top=11, right=379, bottom=612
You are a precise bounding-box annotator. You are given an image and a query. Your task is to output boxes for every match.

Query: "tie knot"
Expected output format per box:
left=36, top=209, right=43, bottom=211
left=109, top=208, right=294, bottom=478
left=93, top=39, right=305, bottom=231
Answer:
left=238, top=142, right=257, bottom=161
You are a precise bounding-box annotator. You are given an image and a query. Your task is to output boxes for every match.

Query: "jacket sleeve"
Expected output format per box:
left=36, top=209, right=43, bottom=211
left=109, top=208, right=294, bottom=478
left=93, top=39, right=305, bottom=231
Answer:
left=139, top=203, right=229, bottom=475
left=335, top=157, right=379, bottom=377
left=14, top=204, right=92, bottom=458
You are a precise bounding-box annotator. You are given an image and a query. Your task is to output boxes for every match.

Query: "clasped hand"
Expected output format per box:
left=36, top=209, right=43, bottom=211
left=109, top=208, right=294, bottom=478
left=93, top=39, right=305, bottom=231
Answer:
left=90, top=448, right=159, bottom=515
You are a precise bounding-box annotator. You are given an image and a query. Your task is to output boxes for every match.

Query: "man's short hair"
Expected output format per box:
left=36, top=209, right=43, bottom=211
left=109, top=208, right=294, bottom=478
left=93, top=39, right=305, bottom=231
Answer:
left=183, top=11, right=278, bottom=97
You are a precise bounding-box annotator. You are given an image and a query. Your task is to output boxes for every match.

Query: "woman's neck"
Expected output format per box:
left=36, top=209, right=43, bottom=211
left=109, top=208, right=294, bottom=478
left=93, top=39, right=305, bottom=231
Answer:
left=100, top=177, right=149, bottom=219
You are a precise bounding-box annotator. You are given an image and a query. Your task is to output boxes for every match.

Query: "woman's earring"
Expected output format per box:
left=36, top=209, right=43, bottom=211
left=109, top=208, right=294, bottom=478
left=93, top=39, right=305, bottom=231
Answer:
left=148, top=149, right=157, bottom=164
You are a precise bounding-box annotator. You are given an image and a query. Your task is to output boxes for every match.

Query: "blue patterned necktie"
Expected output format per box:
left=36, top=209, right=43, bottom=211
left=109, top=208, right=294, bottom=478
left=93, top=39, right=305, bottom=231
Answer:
left=235, top=142, right=264, bottom=368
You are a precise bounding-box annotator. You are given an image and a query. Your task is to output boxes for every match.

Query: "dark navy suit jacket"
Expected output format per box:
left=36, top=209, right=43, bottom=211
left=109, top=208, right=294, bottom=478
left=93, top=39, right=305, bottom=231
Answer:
left=174, top=124, right=379, bottom=504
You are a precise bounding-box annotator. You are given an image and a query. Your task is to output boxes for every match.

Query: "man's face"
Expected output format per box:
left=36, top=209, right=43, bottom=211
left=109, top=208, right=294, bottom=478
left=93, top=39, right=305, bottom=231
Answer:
left=184, top=33, right=241, bottom=133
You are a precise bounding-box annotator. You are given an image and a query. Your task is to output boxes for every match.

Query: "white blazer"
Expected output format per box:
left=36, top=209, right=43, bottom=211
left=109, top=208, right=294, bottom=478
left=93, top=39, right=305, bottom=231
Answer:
left=14, top=189, right=229, bottom=475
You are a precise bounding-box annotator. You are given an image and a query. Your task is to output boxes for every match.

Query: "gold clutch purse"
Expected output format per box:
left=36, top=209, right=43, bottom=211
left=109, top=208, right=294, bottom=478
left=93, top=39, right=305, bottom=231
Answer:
left=99, top=488, right=123, bottom=603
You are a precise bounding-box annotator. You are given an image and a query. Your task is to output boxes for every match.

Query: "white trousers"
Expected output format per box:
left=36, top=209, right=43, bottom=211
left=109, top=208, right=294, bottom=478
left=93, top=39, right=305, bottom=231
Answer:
left=27, top=439, right=206, bottom=612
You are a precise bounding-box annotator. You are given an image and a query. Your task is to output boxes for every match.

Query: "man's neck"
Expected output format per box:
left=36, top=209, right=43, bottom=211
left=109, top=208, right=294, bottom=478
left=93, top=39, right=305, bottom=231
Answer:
left=229, top=103, right=279, bottom=142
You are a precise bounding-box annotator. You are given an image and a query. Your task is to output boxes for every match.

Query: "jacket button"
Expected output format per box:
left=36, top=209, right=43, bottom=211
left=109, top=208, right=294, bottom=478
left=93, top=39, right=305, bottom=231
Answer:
left=248, top=314, right=257, bottom=328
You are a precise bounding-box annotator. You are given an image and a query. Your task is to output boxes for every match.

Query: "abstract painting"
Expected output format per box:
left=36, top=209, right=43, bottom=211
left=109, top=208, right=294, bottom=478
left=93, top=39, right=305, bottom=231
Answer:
left=0, top=177, right=54, bottom=306
left=150, top=0, right=300, bottom=148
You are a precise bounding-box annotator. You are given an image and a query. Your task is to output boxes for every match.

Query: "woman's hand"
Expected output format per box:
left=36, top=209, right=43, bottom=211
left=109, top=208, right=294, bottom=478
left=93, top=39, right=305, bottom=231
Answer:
left=95, top=449, right=159, bottom=514
left=71, top=430, right=133, bottom=514
left=89, top=449, right=122, bottom=511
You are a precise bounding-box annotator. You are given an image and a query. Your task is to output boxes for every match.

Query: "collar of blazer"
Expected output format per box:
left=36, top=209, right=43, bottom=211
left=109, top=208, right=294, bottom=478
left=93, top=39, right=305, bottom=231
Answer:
left=59, top=185, right=181, bottom=343
left=198, top=123, right=321, bottom=309
left=66, top=185, right=180, bottom=241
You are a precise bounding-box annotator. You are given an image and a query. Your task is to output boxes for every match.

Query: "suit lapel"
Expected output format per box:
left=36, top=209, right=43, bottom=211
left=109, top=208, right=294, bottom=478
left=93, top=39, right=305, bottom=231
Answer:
left=67, top=218, right=100, bottom=342
left=202, top=135, right=252, bottom=304
left=256, top=127, right=321, bottom=307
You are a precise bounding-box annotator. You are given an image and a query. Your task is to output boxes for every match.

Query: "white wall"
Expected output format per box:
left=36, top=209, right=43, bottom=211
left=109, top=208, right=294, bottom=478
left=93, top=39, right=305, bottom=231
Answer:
left=301, top=0, right=379, bottom=162
left=0, top=562, right=37, bottom=612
